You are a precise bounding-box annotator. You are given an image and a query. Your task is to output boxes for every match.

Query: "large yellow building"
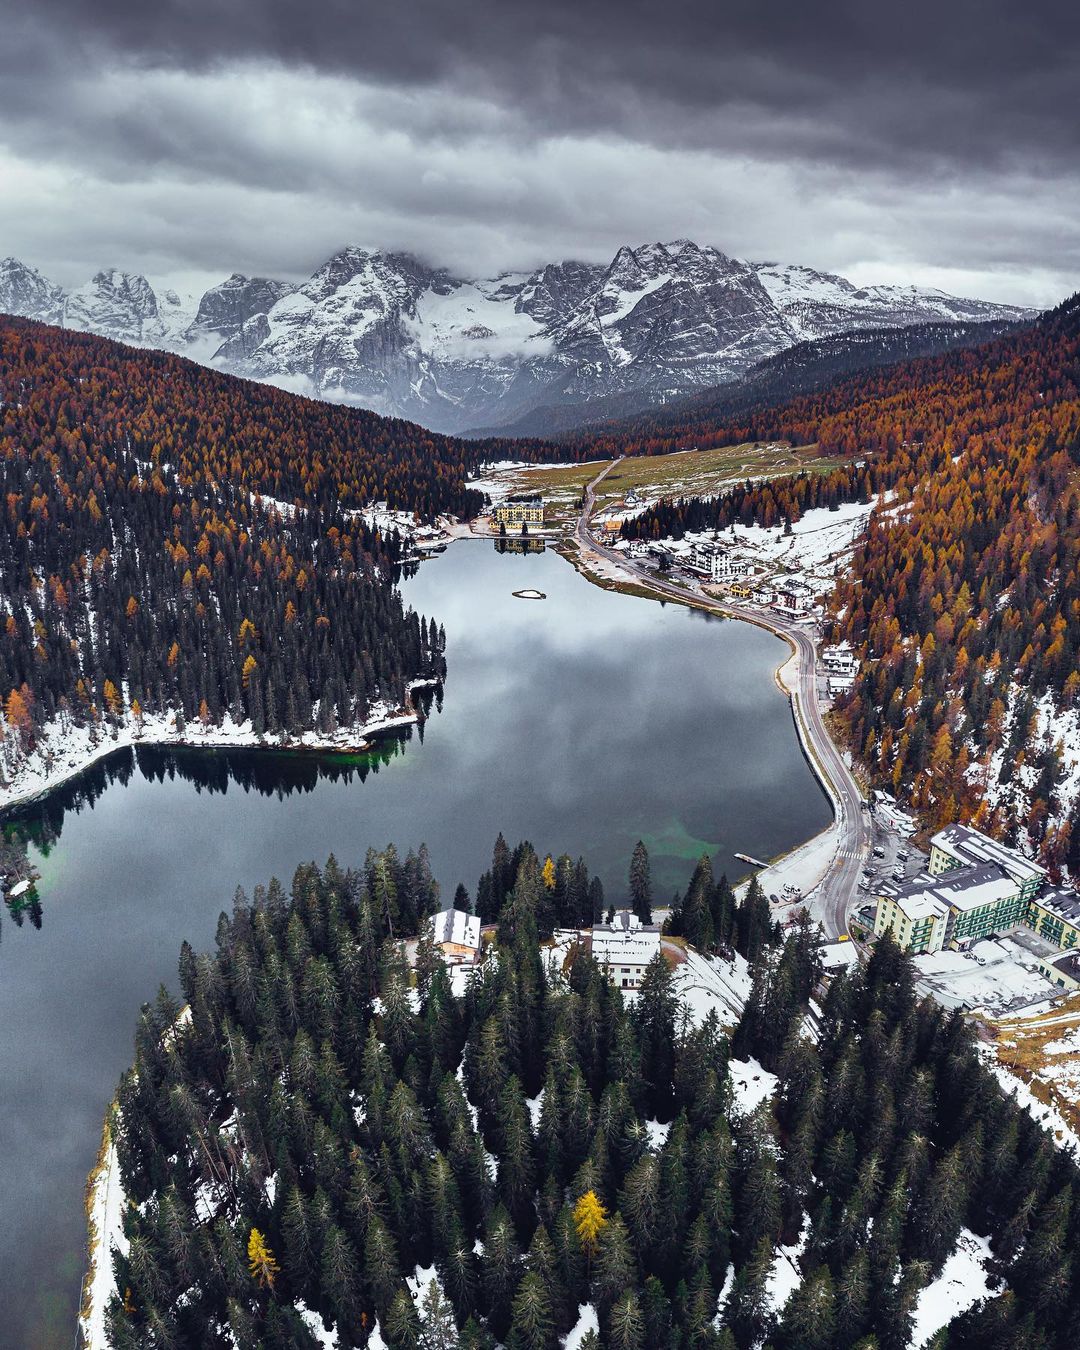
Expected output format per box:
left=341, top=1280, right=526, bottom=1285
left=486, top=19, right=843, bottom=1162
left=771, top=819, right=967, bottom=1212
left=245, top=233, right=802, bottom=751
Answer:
left=492, top=495, right=544, bottom=528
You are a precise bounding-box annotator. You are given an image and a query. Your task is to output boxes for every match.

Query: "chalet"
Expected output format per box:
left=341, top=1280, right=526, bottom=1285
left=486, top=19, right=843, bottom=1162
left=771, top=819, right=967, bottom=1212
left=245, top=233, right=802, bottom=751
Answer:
left=729, top=580, right=753, bottom=599
left=822, top=643, right=858, bottom=677
left=751, top=583, right=775, bottom=606
left=493, top=495, right=544, bottom=528
left=774, top=579, right=813, bottom=616
left=625, top=539, right=651, bottom=558
left=591, top=912, right=661, bottom=989
left=430, top=908, right=482, bottom=964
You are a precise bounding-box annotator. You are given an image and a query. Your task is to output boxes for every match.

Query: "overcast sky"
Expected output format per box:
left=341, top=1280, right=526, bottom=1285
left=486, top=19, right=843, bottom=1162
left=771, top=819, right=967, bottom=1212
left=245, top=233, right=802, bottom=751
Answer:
left=1, top=0, right=1078, bottom=306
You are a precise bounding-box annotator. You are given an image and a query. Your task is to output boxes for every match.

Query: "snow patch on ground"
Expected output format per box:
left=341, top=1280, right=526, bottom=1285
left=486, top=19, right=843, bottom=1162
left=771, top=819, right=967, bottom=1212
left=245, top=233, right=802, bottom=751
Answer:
left=296, top=1303, right=337, bottom=1348
left=675, top=948, right=755, bottom=1024
left=910, top=1229, right=994, bottom=1348
left=406, top=1264, right=442, bottom=1308
left=0, top=681, right=433, bottom=812
left=728, top=1058, right=779, bottom=1117
left=645, top=1119, right=671, bottom=1149
left=764, top=1214, right=810, bottom=1313
left=526, top=1090, right=545, bottom=1130
left=78, top=1123, right=129, bottom=1350
left=983, top=1048, right=1080, bottom=1161
left=562, top=1302, right=599, bottom=1349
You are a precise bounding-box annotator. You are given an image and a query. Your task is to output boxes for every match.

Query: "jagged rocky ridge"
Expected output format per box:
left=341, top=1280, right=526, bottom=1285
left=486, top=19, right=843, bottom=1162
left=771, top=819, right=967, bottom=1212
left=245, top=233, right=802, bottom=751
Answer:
left=0, top=243, right=1033, bottom=434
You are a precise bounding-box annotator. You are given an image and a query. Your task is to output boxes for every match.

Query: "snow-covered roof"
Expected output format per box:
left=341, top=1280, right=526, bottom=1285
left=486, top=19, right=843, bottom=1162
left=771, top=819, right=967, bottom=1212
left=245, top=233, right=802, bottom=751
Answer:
left=931, top=824, right=1046, bottom=886
left=591, top=926, right=661, bottom=967
left=6, top=878, right=31, bottom=898
left=885, top=862, right=1018, bottom=918
left=1033, top=886, right=1080, bottom=925
left=887, top=888, right=951, bottom=923
left=818, top=940, right=859, bottom=969
left=431, top=908, right=481, bottom=950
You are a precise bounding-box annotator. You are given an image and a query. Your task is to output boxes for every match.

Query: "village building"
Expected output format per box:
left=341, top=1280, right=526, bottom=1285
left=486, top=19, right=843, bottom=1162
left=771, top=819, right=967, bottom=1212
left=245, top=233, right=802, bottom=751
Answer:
left=874, top=824, right=1080, bottom=957
left=774, top=578, right=813, bottom=616
left=819, top=939, right=860, bottom=971
left=429, top=908, right=482, bottom=964
left=751, top=583, right=775, bottom=606
left=822, top=642, right=858, bottom=677
left=929, top=823, right=1047, bottom=900
left=826, top=673, right=856, bottom=699
left=492, top=494, right=544, bottom=528
left=687, top=540, right=752, bottom=581
left=874, top=884, right=951, bottom=954
left=590, top=911, right=661, bottom=989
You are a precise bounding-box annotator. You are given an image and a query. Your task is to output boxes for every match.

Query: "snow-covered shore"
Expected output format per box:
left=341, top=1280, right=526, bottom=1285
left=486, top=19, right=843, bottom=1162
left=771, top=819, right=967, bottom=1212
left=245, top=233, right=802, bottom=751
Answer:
left=78, top=1114, right=127, bottom=1350
left=0, top=680, right=438, bottom=814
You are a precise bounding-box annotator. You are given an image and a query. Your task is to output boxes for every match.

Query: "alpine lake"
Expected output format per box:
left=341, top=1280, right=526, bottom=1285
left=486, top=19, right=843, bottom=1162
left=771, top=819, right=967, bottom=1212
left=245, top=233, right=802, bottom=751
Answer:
left=0, top=540, right=831, bottom=1348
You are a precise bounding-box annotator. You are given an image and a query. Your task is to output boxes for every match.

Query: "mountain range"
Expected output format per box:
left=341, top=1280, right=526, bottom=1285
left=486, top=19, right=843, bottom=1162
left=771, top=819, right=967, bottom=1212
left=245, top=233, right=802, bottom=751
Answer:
left=0, top=242, right=1034, bottom=435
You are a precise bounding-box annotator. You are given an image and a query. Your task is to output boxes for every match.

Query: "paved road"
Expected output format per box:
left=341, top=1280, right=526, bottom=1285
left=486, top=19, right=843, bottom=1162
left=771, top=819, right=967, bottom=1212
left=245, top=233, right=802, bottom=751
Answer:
left=573, top=460, right=869, bottom=939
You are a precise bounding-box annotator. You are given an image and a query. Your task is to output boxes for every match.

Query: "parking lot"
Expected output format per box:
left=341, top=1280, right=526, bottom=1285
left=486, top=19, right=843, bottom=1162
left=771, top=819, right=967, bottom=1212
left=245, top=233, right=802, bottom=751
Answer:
left=850, top=799, right=927, bottom=933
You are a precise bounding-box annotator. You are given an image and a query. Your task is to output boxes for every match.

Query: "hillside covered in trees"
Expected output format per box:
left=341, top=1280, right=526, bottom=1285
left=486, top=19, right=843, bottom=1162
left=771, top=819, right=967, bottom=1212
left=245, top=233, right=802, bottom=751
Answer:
left=96, top=838, right=1080, bottom=1349
left=622, top=296, right=1080, bottom=868
left=0, top=316, right=563, bottom=792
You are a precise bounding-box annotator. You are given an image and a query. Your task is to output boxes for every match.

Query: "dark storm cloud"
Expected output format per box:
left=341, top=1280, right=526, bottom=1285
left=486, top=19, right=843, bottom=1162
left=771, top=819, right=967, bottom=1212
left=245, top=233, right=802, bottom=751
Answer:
left=0, top=0, right=1077, bottom=303
left=6, top=0, right=1080, bottom=168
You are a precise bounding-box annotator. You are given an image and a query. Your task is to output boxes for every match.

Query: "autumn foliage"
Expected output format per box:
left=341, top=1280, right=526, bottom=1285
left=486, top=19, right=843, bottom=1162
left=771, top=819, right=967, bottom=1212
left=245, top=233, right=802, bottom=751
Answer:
left=626, top=295, right=1080, bottom=864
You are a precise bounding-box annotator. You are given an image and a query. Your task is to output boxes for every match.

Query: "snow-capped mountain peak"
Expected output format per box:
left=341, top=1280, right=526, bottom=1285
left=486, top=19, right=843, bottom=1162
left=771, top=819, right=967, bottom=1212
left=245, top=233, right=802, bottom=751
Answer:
left=0, top=242, right=1034, bottom=433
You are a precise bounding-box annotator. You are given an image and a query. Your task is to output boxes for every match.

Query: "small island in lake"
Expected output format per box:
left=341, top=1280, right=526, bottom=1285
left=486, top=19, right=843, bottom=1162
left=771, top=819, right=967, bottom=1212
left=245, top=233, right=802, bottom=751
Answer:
left=512, top=588, right=547, bottom=600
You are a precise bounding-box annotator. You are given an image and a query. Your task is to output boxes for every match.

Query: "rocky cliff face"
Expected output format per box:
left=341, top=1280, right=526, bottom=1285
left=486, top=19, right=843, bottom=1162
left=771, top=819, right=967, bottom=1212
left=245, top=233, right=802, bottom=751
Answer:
left=0, top=242, right=1034, bottom=433
left=0, top=257, right=66, bottom=326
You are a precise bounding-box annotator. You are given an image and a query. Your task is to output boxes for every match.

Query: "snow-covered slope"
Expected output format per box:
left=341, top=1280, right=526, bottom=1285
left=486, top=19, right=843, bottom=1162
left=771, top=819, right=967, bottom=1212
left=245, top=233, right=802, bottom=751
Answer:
left=0, top=242, right=1033, bottom=432
left=0, top=256, right=66, bottom=326
left=63, top=270, right=168, bottom=344
left=753, top=261, right=1024, bottom=342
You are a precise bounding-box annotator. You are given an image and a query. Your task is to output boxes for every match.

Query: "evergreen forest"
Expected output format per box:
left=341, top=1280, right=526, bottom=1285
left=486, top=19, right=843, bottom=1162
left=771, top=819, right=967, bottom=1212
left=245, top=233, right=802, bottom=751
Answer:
left=102, top=838, right=1080, bottom=1349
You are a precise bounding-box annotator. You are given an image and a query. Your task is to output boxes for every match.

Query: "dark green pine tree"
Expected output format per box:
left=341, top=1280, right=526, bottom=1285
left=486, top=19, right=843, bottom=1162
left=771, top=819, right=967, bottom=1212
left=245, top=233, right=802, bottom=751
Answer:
left=629, top=841, right=652, bottom=924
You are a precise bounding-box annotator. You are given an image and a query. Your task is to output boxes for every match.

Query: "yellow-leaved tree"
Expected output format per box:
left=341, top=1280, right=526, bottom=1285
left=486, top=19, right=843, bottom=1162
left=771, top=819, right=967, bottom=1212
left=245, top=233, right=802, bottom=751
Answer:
left=573, top=1189, right=608, bottom=1272
left=248, top=1227, right=279, bottom=1290
left=542, top=856, right=556, bottom=891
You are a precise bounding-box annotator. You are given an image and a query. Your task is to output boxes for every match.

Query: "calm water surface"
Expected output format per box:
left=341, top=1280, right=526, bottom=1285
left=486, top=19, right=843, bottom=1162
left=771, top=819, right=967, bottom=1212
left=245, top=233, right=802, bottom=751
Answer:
left=0, top=541, right=829, bottom=1347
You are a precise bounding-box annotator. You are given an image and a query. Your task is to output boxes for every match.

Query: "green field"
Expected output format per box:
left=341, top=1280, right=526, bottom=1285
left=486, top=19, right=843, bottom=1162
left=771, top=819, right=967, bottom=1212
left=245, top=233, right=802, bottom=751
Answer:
left=481, top=440, right=828, bottom=527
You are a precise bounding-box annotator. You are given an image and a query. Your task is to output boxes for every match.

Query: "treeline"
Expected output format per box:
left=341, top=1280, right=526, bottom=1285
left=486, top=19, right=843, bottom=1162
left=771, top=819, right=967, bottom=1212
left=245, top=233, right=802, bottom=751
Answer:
left=624, top=296, right=1080, bottom=861
left=103, top=838, right=1080, bottom=1348
left=537, top=317, right=1022, bottom=456
left=0, top=319, right=471, bottom=770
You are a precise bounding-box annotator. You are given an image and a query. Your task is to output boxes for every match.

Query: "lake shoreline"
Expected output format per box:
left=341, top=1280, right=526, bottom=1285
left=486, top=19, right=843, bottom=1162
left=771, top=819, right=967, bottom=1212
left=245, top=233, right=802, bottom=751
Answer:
left=0, top=679, right=439, bottom=816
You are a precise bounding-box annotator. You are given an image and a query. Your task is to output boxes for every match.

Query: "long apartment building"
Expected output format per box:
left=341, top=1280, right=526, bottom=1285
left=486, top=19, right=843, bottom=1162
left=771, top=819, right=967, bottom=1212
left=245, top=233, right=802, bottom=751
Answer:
left=874, top=823, right=1080, bottom=955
